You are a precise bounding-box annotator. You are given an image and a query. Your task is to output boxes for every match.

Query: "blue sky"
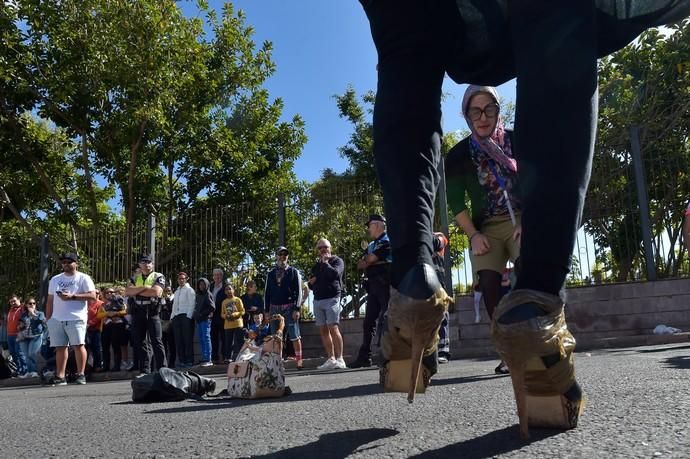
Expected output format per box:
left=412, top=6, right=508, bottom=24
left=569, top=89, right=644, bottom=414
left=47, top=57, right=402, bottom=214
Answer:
left=200, top=0, right=517, bottom=182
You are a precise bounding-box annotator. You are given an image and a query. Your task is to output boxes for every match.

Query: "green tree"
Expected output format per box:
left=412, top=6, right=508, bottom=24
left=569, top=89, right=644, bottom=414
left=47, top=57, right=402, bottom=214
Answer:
left=585, top=21, right=690, bottom=280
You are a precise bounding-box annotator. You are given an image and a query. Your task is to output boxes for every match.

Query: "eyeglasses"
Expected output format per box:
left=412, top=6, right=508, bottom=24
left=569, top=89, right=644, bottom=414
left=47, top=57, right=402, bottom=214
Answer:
left=466, top=103, right=499, bottom=121
left=27, top=302, right=36, bottom=305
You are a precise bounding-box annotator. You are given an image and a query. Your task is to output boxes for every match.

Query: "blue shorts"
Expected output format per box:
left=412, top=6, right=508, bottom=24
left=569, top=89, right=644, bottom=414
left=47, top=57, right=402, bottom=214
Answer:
left=269, top=306, right=301, bottom=341
left=314, top=297, right=342, bottom=327
left=47, top=318, right=87, bottom=347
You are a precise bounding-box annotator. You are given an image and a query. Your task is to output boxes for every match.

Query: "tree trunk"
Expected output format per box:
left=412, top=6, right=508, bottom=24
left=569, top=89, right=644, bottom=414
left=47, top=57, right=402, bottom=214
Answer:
left=81, top=127, right=100, bottom=224
left=125, top=121, right=147, bottom=267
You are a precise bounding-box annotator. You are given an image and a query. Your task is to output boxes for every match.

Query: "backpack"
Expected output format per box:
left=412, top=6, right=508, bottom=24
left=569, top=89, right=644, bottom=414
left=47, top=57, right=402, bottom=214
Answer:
left=131, top=368, right=216, bottom=403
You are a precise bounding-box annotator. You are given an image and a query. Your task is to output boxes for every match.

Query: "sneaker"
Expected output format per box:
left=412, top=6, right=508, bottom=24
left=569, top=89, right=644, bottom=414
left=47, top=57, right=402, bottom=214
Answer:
left=52, top=377, right=67, bottom=386
left=335, top=357, right=347, bottom=370
left=28, top=371, right=39, bottom=378
left=438, top=356, right=449, bottom=364
left=120, top=361, right=129, bottom=371
left=200, top=361, right=213, bottom=367
left=475, top=313, right=482, bottom=324
left=318, top=358, right=338, bottom=370
left=17, top=373, right=29, bottom=379
left=73, top=373, right=87, bottom=385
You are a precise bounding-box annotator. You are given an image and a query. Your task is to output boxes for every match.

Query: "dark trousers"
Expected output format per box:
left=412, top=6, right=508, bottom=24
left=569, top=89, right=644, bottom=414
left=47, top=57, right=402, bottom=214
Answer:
left=101, top=323, right=126, bottom=371
left=210, top=314, right=225, bottom=362
left=223, top=328, right=245, bottom=361
left=162, top=327, right=176, bottom=368
left=360, top=0, right=690, bottom=294
left=172, top=315, right=194, bottom=366
left=131, top=313, right=166, bottom=373
left=86, top=329, right=103, bottom=369
left=358, top=276, right=390, bottom=361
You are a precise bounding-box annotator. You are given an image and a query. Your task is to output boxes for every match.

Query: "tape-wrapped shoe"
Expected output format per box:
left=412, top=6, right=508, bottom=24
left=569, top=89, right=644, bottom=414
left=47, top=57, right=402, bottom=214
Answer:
left=491, top=289, right=585, bottom=439
left=380, top=264, right=452, bottom=403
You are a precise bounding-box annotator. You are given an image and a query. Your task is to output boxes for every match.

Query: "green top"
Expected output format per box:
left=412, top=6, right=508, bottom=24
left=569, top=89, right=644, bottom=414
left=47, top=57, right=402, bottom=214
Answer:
left=445, top=132, right=520, bottom=231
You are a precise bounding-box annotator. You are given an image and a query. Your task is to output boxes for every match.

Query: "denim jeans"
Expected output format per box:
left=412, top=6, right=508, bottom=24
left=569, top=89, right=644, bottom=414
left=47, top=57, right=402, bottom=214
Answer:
left=196, top=319, right=212, bottom=363
left=7, top=335, right=27, bottom=374
left=360, top=0, right=690, bottom=293
left=18, top=336, right=41, bottom=373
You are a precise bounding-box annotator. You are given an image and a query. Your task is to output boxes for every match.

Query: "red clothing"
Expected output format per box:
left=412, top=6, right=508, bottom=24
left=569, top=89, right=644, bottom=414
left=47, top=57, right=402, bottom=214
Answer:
left=6, top=306, right=23, bottom=336
left=87, top=300, right=105, bottom=331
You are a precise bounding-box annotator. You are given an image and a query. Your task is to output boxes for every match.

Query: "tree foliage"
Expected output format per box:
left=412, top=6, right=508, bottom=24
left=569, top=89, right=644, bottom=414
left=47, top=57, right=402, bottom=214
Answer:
left=585, top=21, right=690, bottom=281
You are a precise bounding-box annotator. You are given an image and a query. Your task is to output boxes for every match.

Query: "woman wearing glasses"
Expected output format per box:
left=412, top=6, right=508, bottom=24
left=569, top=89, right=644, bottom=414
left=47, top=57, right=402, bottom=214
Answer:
left=18, top=297, right=47, bottom=378
left=446, top=85, right=521, bottom=375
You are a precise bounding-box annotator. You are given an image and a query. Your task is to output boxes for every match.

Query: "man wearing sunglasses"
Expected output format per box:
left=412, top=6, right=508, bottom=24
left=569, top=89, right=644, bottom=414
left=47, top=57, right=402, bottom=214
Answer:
left=309, top=238, right=346, bottom=370
left=45, top=253, right=96, bottom=385
left=265, top=246, right=304, bottom=369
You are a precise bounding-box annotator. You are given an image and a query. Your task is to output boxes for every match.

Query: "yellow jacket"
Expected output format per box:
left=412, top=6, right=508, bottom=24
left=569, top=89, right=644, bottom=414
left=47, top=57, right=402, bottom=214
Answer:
left=222, top=297, right=244, bottom=329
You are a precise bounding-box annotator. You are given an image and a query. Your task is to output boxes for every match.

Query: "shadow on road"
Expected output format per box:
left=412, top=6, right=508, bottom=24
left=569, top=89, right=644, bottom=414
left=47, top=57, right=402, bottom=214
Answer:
left=663, top=355, right=690, bottom=369
left=142, top=382, right=382, bottom=414
left=242, top=428, right=398, bottom=459
left=409, top=425, right=562, bottom=459
left=431, top=373, right=508, bottom=386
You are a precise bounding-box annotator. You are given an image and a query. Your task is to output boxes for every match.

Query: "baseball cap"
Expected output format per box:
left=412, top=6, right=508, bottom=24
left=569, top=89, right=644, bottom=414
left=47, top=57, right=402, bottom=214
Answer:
left=59, top=252, right=79, bottom=263
left=138, top=254, right=153, bottom=263
left=276, top=246, right=289, bottom=256
left=366, top=214, right=386, bottom=226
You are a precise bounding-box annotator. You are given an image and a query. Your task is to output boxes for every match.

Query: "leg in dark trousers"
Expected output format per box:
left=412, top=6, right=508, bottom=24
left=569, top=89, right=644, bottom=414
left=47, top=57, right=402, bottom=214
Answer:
left=223, top=329, right=234, bottom=361
left=101, top=325, right=113, bottom=371
left=210, top=315, right=225, bottom=362
left=356, top=280, right=384, bottom=362
left=147, top=316, right=167, bottom=370
left=87, top=329, right=103, bottom=370
left=162, top=329, right=176, bottom=368
left=232, top=328, right=245, bottom=360
left=172, top=315, right=193, bottom=366
left=477, top=270, right=503, bottom=320
left=130, top=313, right=151, bottom=373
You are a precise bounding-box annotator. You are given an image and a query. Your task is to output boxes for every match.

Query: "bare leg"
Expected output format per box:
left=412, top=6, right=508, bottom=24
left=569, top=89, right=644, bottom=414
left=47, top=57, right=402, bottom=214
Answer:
left=320, top=326, right=334, bottom=359
left=74, top=344, right=87, bottom=374
left=55, top=346, right=68, bottom=378
left=330, top=324, right=344, bottom=359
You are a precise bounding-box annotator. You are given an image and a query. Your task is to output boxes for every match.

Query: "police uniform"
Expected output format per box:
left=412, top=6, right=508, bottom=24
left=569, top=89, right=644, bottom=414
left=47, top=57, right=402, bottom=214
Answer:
left=129, top=269, right=167, bottom=373
left=353, top=215, right=392, bottom=365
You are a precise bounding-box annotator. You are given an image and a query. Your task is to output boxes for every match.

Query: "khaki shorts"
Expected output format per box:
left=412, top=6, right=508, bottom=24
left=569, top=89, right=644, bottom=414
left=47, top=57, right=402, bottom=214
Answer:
left=469, top=213, right=521, bottom=275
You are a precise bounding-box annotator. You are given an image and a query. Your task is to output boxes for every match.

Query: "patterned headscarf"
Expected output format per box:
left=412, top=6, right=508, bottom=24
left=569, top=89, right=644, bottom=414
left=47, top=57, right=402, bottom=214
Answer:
left=461, top=85, right=517, bottom=173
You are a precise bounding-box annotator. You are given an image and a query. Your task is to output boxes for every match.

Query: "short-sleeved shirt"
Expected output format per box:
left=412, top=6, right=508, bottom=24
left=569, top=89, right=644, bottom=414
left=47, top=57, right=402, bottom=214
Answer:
left=48, top=271, right=96, bottom=321
left=366, top=233, right=392, bottom=278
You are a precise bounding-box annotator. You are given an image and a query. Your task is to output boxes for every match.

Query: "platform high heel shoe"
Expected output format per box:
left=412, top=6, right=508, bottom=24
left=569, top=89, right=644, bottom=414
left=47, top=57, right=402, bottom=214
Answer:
left=491, top=289, right=585, bottom=439
left=380, top=264, right=452, bottom=403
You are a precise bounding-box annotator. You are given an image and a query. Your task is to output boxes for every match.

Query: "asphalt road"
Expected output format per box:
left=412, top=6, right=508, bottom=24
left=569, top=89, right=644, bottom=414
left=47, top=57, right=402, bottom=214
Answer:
left=2, top=343, right=689, bottom=458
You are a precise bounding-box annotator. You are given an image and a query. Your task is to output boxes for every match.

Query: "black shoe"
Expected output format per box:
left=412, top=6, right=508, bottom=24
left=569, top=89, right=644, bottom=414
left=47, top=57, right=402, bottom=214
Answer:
left=495, top=363, right=510, bottom=375
left=73, top=373, right=87, bottom=385
left=348, top=358, right=372, bottom=369
left=52, top=377, right=67, bottom=386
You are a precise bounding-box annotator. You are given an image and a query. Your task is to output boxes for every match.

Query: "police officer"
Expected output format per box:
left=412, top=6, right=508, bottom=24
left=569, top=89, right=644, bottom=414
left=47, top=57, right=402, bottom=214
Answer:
left=125, top=255, right=167, bottom=374
left=349, top=214, right=391, bottom=368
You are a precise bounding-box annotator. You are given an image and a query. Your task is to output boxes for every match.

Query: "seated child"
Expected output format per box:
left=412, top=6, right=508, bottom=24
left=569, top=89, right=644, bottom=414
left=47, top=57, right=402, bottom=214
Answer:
left=247, top=311, right=270, bottom=346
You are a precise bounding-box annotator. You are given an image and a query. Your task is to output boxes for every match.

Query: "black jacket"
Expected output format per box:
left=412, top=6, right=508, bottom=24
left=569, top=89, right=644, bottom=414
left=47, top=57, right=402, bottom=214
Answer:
left=308, top=256, right=344, bottom=300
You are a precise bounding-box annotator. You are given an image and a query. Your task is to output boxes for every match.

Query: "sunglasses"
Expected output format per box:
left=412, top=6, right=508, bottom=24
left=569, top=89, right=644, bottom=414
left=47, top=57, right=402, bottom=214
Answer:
left=317, top=246, right=330, bottom=250
left=27, top=302, right=36, bottom=305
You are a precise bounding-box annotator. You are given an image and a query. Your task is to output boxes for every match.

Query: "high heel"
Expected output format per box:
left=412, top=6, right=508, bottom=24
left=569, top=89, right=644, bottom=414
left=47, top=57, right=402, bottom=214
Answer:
left=380, top=264, right=452, bottom=402
left=491, top=289, right=585, bottom=438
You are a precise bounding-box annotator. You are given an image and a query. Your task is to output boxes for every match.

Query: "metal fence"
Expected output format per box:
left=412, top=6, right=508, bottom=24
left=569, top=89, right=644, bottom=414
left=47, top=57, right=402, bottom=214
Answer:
left=2, top=128, right=689, bottom=315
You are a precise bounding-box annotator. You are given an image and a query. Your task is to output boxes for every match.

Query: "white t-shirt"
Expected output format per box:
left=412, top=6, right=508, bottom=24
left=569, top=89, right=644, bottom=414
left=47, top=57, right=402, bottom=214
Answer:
left=48, top=271, right=96, bottom=321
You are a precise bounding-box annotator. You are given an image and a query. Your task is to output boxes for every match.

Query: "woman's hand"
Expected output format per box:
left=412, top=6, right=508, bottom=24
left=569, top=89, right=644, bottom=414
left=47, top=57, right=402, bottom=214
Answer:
left=512, top=225, right=522, bottom=249
left=471, top=233, right=491, bottom=256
